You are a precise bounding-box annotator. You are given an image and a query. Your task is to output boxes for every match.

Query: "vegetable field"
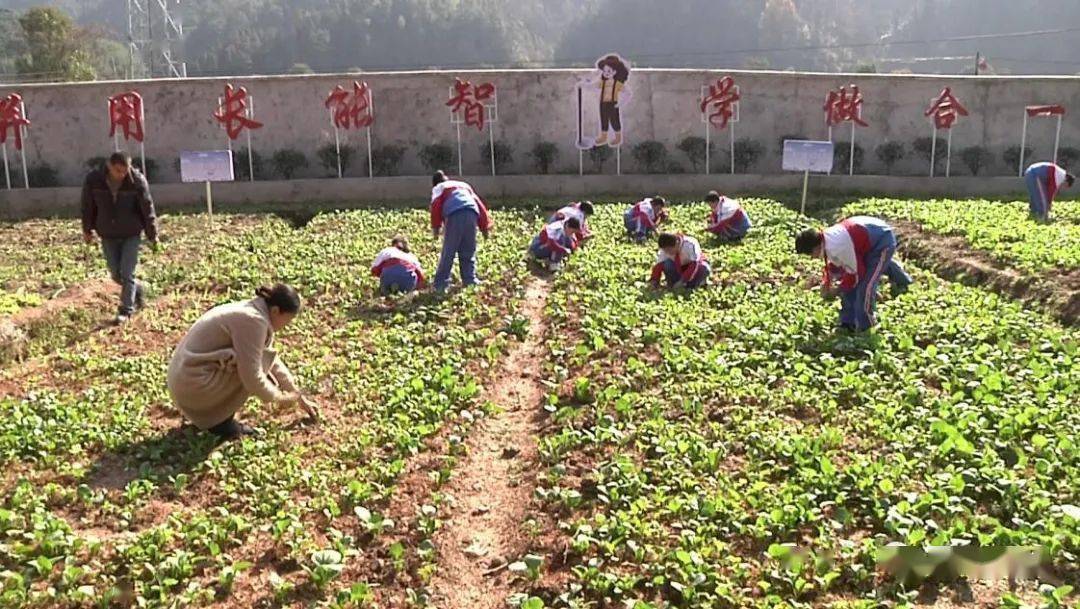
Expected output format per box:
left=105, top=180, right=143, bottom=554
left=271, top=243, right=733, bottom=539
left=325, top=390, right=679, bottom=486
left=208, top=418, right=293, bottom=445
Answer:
left=0, top=199, right=1077, bottom=609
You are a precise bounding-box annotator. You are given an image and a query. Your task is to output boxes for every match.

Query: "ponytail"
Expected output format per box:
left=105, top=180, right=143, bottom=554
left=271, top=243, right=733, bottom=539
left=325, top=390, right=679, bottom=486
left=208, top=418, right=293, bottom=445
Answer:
left=256, top=283, right=302, bottom=314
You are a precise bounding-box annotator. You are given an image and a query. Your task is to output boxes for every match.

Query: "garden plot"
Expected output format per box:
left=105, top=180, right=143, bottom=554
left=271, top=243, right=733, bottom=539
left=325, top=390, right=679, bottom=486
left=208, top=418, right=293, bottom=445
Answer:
left=0, top=201, right=1076, bottom=609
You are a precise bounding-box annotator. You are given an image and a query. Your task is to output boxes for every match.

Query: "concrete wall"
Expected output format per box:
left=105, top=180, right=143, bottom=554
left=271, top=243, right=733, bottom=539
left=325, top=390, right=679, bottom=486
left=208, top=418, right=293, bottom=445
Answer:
left=0, top=174, right=1038, bottom=221
left=2, top=68, right=1079, bottom=188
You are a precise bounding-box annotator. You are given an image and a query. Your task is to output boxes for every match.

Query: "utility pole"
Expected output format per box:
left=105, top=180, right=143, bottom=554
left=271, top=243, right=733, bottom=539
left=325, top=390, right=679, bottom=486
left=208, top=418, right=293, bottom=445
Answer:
left=974, top=51, right=980, bottom=76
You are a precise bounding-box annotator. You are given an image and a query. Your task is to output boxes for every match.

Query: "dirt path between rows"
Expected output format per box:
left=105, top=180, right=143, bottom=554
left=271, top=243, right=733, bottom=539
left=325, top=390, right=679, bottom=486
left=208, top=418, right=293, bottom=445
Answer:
left=427, top=277, right=551, bottom=609
left=895, top=220, right=1080, bottom=326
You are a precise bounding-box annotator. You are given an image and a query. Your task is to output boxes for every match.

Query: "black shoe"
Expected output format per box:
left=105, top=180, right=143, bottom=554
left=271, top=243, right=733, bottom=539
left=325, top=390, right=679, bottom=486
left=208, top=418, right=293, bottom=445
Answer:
left=208, top=417, right=259, bottom=441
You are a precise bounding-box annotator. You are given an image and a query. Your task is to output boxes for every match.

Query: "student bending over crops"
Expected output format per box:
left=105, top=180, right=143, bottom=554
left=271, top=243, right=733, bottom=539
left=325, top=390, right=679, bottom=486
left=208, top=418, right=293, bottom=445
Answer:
left=704, top=191, right=751, bottom=241
left=796, top=216, right=913, bottom=332
left=167, top=283, right=320, bottom=440
left=651, top=232, right=711, bottom=290
left=529, top=217, right=583, bottom=271
left=371, top=236, right=425, bottom=296
left=549, top=200, right=595, bottom=244
left=624, top=196, right=668, bottom=242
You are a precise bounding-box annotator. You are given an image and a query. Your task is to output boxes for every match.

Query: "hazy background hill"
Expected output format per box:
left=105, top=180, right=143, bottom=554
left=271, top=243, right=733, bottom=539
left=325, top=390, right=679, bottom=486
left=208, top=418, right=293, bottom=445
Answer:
left=2, top=0, right=1080, bottom=82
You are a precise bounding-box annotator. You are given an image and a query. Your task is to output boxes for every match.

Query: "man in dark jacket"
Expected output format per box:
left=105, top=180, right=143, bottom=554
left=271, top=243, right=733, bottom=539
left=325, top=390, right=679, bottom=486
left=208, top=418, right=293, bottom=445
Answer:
left=81, top=152, right=159, bottom=323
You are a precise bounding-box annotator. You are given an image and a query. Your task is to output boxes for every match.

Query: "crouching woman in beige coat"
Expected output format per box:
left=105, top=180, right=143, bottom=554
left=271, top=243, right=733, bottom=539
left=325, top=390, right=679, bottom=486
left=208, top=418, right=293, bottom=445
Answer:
left=167, top=284, right=319, bottom=440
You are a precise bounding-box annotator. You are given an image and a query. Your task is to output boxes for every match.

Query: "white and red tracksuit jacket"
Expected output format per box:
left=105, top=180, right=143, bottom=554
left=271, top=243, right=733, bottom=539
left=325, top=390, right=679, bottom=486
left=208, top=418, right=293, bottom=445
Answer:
left=1027, top=162, right=1069, bottom=212
left=535, top=220, right=577, bottom=256
left=553, top=203, right=591, bottom=240
left=707, top=196, right=750, bottom=234
left=627, top=199, right=663, bottom=232
left=429, top=179, right=493, bottom=232
left=650, top=234, right=706, bottom=283
left=821, top=217, right=892, bottom=291
left=371, top=246, right=426, bottom=288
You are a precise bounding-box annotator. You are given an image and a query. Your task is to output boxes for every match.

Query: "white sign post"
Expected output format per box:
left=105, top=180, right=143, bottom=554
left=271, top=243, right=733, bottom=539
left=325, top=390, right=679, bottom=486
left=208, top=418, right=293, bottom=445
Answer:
left=486, top=90, right=499, bottom=176
left=448, top=86, right=464, bottom=176
left=181, top=150, right=235, bottom=229
left=3, top=99, right=31, bottom=190
left=783, top=140, right=835, bottom=216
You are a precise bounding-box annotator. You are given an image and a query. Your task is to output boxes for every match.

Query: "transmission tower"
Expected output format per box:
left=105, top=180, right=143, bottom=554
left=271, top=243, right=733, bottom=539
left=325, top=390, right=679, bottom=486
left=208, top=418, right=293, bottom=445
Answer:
left=127, top=0, right=187, bottom=79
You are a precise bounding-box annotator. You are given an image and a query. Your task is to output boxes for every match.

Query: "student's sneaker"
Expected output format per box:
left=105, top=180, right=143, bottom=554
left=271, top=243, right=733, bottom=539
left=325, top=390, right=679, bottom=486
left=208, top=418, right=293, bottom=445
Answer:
left=114, top=313, right=131, bottom=325
left=547, top=261, right=563, bottom=272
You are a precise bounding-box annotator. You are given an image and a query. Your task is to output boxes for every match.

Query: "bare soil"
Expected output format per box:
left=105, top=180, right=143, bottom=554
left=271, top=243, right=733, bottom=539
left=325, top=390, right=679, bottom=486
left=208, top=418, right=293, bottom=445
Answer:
left=424, top=278, right=552, bottom=609
left=895, top=220, right=1080, bottom=326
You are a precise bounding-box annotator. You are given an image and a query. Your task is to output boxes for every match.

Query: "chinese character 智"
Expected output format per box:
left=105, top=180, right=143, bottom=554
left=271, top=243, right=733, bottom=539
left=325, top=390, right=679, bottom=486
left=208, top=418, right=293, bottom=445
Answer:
left=447, top=79, right=494, bottom=131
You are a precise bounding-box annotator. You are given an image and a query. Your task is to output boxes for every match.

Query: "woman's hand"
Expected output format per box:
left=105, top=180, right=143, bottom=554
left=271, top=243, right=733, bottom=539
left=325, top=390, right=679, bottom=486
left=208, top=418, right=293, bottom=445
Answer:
left=299, top=396, right=322, bottom=421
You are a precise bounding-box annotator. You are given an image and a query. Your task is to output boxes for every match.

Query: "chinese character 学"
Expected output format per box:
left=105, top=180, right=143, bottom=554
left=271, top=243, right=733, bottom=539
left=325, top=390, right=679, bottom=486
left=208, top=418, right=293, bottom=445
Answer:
left=700, top=76, right=740, bottom=130
left=213, top=84, right=263, bottom=141
left=325, top=81, right=375, bottom=130
left=0, top=93, right=31, bottom=151
left=824, top=85, right=868, bottom=127
left=447, top=78, right=495, bottom=130
left=925, top=87, right=969, bottom=130
left=108, top=91, right=145, bottom=143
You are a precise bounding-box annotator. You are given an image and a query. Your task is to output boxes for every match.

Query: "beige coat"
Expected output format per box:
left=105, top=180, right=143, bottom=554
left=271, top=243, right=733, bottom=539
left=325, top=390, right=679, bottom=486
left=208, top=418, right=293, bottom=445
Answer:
left=167, top=298, right=298, bottom=429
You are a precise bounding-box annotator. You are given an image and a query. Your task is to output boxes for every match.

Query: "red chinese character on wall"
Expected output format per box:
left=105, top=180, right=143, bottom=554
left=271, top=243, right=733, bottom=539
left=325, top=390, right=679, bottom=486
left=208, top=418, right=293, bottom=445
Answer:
left=824, top=84, right=868, bottom=127
left=924, top=87, right=968, bottom=130
left=447, top=78, right=495, bottom=130
left=0, top=93, right=31, bottom=151
left=700, top=76, right=740, bottom=130
left=325, top=81, right=375, bottom=130
left=108, top=91, right=145, bottom=143
left=213, top=84, right=263, bottom=140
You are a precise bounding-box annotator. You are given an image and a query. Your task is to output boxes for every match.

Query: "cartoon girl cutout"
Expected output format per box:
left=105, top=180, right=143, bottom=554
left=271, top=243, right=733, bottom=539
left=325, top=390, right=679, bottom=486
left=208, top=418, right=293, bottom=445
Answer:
left=579, top=54, right=632, bottom=148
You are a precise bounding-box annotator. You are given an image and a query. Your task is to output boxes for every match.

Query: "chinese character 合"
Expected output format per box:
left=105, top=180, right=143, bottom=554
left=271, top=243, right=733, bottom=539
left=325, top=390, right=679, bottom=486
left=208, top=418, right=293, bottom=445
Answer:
left=924, top=87, right=969, bottom=130
left=824, top=85, right=868, bottom=127
left=108, top=91, right=145, bottom=143
left=0, top=93, right=31, bottom=151
left=325, top=81, right=375, bottom=130
left=213, top=84, right=264, bottom=141
left=447, top=79, right=495, bottom=130
left=700, top=76, right=740, bottom=130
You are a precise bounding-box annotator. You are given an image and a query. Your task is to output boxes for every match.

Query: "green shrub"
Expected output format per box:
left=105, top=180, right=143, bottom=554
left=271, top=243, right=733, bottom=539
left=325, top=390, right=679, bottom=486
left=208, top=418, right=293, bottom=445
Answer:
left=372, top=145, right=406, bottom=176
left=587, top=146, right=613, bottom=173
left=317, top=143, right=356, bottom=177
left=631, top=140, right=668, bottom=174
left=959, top=146, right=993, bottom=176
left=676, top=136, right=715, bottom=173
left=27, top=163, right=60, bottom=188
left=733, top=138, right=765, bottom=173
left=479, top=140, right=514, bottom=174
left=913, top=137, right=947, bottom=172
left=875, top=142, right=905, bottom=175
left=271, top=149, right=309, bottom=180
left=530, top=142, right=559, bottom=174
left=833, top=141, right=865, bottom=174
left=232, top=148, right=263, bottom=181
left=1002, top=146, right=1033, bottom=174
left=418, top=143, right=454, bottom=173
left=1056, top=146, right=1080, bottom=168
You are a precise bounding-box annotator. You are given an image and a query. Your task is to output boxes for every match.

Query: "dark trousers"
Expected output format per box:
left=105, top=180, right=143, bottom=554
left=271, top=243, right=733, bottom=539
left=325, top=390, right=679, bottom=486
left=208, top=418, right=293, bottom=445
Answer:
left=101, top=236, right=144, bottom=315
left=600, top=102, right=621, bottom=132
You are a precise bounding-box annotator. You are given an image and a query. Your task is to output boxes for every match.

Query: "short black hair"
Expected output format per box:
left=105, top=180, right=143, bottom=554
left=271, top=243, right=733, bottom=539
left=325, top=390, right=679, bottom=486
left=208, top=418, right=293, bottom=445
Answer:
left=579, top=201, right=595, bottom=216
left=108, top=152, right=132, bottom=167
left=564, top=217, right=581, bottom=230
left=704, top=190, right=721, bottom=203
left=391, top=235, right=411, bottom=253
left=1067, top=173, right=1076, bottom=187
left=256, top=283, right=302, bottom=314
left=657, top=232, right=678, bottom=248
left=652, top=196, right=667, bottom=207
left=432, top=170, right=448, bottom=187
left=795, top=228, right=823, bottom=255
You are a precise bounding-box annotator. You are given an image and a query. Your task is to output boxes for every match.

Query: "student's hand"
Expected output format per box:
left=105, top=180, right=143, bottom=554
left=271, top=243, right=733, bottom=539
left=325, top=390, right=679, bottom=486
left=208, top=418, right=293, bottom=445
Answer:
left=432, top=227, right=441, bottom=239
left=83, top=232, right=95, bottom=245
left=299, top=396, right=322, bottom=421
left=279, top=392, right=302, bottom=406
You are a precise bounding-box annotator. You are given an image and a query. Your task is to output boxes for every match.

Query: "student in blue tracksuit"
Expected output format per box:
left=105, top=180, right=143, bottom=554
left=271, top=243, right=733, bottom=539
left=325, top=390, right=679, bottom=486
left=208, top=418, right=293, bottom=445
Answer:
left=371, top=236, right=425, bottom=296
left=623, top=196, right=668, bottom=242
left=796, top=216, right=913, bottom=331
left=650, top=232, right=711, bottom=290
left=1024, top=162, right=1074, bottom=221
left=429, top=170, right=493, bottom=292
left=529, top=218, right=583, bottom=271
